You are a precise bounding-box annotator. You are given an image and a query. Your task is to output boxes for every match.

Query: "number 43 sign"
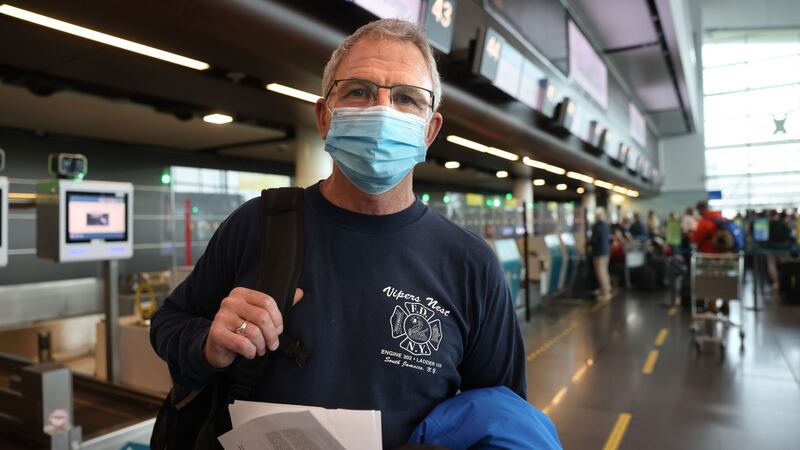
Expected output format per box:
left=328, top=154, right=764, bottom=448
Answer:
left=424, top=0, right=456, bottom=54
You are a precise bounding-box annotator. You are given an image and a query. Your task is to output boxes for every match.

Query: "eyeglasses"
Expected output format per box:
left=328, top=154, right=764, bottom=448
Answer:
left=325, top=78, right=435, bottom=118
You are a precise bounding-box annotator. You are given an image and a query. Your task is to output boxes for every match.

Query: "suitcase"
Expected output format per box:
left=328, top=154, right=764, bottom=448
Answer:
left=779, top=260, right=800, bottom=303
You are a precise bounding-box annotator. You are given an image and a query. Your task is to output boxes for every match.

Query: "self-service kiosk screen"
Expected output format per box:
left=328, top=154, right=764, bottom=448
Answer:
left=66, top=192, right=128, bottom=243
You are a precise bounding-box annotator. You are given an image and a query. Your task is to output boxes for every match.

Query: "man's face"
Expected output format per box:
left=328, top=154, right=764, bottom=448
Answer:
left=315, top=37, right=443, bottom=147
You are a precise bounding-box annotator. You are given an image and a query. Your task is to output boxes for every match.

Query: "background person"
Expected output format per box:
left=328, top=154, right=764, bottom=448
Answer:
left=590, top=210, right=612, bottom=301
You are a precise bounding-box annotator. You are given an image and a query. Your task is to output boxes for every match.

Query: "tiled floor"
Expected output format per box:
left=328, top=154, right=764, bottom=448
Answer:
left=520, top=283, right=800, bottom=450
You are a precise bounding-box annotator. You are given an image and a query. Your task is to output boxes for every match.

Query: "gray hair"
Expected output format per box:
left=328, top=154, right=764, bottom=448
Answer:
left=321, top=19, right=442, bottom=112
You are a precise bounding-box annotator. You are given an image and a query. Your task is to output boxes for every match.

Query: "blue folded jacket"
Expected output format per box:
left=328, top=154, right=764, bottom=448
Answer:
left=407, top=386, right=562, bottom=450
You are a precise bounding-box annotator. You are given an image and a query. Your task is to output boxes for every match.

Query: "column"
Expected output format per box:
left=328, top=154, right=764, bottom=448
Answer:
left=295, top=127, right=333, bottom=188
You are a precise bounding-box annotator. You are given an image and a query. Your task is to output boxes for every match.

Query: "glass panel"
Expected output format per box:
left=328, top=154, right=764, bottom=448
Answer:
left=703, top=28, right=800, bottom=211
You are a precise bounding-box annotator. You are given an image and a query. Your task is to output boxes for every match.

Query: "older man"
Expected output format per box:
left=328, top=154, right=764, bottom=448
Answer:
left=151, top=19, right=526, bottom=447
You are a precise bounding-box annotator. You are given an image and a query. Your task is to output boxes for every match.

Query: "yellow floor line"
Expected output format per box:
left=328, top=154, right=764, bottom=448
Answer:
left=590, top=300, right=609, bottom=313
left=602, top=412, right=632, bottom=450
left=654, top=328, right=668, bottom=347
left=642, top=349, right=660, bottom=374
left=525, top=321, right=578, bottom=363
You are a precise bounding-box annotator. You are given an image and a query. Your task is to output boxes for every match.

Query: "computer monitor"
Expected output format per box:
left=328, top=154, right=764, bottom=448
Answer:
left=0, top=177, right=8, bottom=268
left=37, top=179, right=133, bottom=262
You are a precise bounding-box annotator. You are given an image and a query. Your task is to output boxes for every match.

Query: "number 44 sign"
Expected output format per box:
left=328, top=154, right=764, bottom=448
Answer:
left=424, top=0, right=456, bottom=54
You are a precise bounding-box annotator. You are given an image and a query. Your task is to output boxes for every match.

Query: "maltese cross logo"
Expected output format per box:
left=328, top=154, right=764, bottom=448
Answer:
left=390, top=302, right=443, bottom=356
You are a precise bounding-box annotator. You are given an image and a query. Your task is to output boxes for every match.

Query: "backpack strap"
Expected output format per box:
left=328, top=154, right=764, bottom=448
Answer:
left=227, top=187, right=308, bottom=402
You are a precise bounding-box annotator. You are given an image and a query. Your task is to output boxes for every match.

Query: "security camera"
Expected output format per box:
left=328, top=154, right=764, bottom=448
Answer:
left=48, top=153, right=88, bottom=180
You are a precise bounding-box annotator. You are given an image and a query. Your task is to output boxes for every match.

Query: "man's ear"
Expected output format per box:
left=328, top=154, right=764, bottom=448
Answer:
left=425, top=112, right=443, bottom=147
left=315, top=99, right=330, bottom=139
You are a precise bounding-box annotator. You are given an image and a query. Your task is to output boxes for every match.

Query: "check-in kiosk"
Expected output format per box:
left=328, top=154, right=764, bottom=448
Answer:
left=560, top=233, right=579, bottom=289
left=492, top=238, right=523, bottom=307
left=36, top=179, right=133, bottom=263
left=533, top=234, right=568, bottom=296
left=0, top=176, right=8, bottom=267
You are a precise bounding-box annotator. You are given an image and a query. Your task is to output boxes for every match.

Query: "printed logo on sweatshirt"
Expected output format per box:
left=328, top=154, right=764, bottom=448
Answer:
left=390, top=302, right=443, bottom=356
left=379, top=286, right=448, bottom=375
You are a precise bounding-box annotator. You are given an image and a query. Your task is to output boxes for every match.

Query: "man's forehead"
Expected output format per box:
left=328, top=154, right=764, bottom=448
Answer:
left=334, top=37, right=432, bottom=89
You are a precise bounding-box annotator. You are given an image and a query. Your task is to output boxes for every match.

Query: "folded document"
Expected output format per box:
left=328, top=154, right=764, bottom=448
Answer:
left=219, top=400, right=382, bottom=450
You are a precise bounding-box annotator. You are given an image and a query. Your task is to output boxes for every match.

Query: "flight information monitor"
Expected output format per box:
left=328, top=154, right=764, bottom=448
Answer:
left=626, top=149, right=640, bottom=174
left=66, top=192, right=127, bottom=243
left=568, top=20, right=608, bottom=109
left=350, top=0, right=457, bottom=54
left=0, top=177, right=7, bottom=267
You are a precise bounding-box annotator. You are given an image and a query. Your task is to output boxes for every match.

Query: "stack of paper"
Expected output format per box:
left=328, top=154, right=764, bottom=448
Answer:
left=218, top=401, right=382, bottom=450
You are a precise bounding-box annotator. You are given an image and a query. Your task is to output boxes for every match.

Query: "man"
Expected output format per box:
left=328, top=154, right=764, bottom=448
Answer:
left=767, top=209, right=792, bottom=289
left=590, top=210, right=612, bottom=301
left=629, top=212, right=646, bottom=239
left=691, top=200, right=723, bottom=254
left=647, top=210, right=660, bottom=238
left=150, top=19, right=526, bottom=448
left=681, top=207, right=697, bottom=236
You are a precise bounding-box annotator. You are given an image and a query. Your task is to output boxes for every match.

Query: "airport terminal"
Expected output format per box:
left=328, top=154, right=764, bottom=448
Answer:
left=0, top=0, right=798, bottom=449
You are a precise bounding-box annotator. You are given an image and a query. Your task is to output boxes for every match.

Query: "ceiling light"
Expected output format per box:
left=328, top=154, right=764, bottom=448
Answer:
left=556, top=183, right=567, bottom=191
left=485, top=147, right=520, bottom=161
left=0, top=4, right=210, bottom=70
left=626, top=189, right=640, bottom=197
left=266, top=83, right=321, bottom=103
left=203, top=113, right=233, bottom=124
left=567, top=171, right=594, bottom=184
left=496, top=170, right=509, bottom=178
left=612, top=185, right=628, bottom=194
left=594, top=180, right=614, bottom=190
left=611, top=193, right=626, bottom=204
left=577, top=187, right=585, bottom=194
left=522, top=157, right=565, bottom=175
left=446, top=135, right=520, bottom=161
left=533, top=179, right=546, bottom=186
left=444, top=161, right=460, bottom=169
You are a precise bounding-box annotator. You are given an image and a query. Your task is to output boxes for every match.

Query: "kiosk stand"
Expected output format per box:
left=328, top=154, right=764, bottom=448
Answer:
left=36, top=178, right=134, bottom=384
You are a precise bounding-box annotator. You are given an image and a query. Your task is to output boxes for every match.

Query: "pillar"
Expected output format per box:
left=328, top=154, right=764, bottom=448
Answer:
left=295, top=127, right=333, bottom=188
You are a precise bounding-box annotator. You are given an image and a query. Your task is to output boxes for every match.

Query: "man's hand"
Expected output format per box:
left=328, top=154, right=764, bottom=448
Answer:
left=203, top=287, right=304, bottom=369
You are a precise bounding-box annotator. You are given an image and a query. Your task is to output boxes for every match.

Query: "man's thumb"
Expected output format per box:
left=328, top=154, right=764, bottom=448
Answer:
left=293, top=288, right=304, bottom=306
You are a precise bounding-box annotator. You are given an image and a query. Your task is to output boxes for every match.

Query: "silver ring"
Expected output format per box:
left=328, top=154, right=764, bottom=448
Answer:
left=235, top=320, right=248, bottom=336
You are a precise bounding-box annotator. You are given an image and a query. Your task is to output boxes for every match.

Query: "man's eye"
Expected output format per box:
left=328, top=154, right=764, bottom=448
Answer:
left=348, top=88, right=366, bottom=97
left=398, top=94, right=414, bottom=104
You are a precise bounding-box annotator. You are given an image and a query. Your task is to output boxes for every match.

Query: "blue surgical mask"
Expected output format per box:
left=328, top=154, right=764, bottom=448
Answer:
left=324, top=106, right=428, bottom=195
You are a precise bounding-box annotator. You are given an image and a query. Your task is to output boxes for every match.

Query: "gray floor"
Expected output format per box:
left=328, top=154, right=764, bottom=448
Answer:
left=520, top=282, right=800, bottom=450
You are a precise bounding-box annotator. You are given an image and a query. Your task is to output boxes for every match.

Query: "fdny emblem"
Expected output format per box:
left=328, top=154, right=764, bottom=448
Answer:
left=390, top=302, right=443, bottom=356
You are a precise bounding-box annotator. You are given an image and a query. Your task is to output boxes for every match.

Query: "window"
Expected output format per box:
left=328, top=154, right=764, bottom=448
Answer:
left=703, top=29, right=800, bottom=211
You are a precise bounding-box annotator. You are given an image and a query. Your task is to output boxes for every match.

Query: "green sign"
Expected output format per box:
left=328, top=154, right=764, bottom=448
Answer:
left=666, top=219, right=681, bottom=246
left=754, top=218, right=769, bottom=242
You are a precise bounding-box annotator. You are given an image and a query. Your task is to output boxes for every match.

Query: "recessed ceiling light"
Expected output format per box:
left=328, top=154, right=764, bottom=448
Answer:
left=556, top=183, right=567, bottom=191
left=533, top=179, right=546, bottom=186
left=444, top=161, right=461, bottom=169
left=496, top=170, right=509, bottom=178
left=0, top=4, right=210, bottom=70
left=266, top=83, right=321, bottom=103
left=203, top=113, right=233, bottom=124
left=577, top=187, right=585, bottom=194
left=522, top=157, right=565, bottom=175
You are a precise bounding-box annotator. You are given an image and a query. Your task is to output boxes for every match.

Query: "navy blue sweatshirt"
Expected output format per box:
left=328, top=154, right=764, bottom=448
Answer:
left=150, top=183, right=527, bottom=448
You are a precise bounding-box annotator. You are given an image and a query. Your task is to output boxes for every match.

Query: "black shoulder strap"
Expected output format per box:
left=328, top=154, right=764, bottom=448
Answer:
left=227, top=187, right=308, bottom=402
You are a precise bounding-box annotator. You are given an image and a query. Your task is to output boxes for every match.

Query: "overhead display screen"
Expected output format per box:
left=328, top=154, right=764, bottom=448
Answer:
left=351, top=0, right=457, bottom=54
left=487, top=0, right=569, bottom=74
left=351, top=0, right=423, bottom=23
left=66, top=192, right=128, bottom=243
left=518, top=59, right=546, bottom=109
left=629, top=102, right=647, bottom=147
left=477, top=28, right=522, bottom=98
left=568, top=20, right=608, bottom=109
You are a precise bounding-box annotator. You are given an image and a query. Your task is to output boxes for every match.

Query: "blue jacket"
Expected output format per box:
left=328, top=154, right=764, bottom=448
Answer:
left=408, top=386, right=562, bottom=449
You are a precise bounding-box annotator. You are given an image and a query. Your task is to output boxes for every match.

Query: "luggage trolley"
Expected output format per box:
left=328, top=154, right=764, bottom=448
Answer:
left=690, top=252, right=745, bottom=352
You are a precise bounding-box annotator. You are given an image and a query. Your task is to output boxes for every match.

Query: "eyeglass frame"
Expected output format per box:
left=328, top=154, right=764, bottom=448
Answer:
left=323, top=78, right=436, bottom=117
